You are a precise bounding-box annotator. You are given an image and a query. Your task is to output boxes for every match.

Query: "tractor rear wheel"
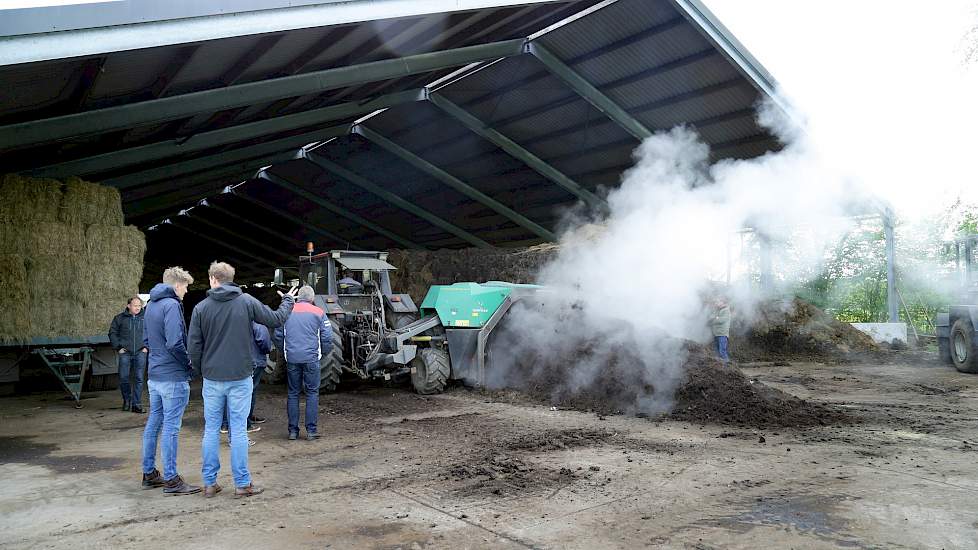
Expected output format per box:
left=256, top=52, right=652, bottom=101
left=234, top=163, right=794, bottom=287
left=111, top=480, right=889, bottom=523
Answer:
left=319, top=320, right=345, bottom=393
left=411, top=348, right=449, bottom=395
left=388, top=312, right=419, bottom=330
left=950, top=319, right=978, bottom=374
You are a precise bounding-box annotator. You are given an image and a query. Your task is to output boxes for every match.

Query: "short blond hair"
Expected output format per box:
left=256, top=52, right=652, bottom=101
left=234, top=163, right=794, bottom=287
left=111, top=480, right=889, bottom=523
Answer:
left=162, top=266, right=194, bottom=286
left=208, top=261, right=235, bottom=284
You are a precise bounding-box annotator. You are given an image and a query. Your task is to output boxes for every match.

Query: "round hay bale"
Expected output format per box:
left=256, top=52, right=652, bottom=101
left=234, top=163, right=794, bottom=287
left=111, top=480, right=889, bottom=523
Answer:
left=0, top=254, right=30, bottom=343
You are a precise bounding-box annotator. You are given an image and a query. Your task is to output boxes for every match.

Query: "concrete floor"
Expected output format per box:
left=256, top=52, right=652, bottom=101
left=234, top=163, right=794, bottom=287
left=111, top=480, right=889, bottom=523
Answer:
left=1, top=358, right=977, bottom=549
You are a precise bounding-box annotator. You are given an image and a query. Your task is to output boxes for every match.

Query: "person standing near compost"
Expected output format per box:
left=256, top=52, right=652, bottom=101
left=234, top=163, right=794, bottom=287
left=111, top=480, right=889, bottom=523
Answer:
left=710, top=296, right=732, bottom=365
left=109, top=296, right=147, bottom=413
left=141, top=267, right=199, bottom=495
left=188, top=262, right=296, bottom=498
left=273, top=285, right=332, bottom=441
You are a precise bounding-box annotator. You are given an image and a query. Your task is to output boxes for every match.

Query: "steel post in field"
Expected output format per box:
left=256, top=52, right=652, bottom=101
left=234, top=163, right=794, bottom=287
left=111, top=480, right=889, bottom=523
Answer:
left=883, top=212, right=898, bottom=323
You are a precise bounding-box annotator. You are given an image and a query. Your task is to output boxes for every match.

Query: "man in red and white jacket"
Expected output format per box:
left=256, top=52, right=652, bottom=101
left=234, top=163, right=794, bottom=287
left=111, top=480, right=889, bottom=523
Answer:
left=273, top=285, right=332, bottom=441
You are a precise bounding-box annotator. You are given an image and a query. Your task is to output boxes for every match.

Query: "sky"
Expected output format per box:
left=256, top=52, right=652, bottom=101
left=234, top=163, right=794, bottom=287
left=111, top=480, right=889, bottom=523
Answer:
left=702, top=0, right=978, bottom=221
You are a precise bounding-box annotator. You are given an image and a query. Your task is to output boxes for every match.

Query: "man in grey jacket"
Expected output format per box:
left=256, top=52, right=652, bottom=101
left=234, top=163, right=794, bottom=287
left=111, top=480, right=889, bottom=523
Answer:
left=187, top=261, right=297, bottom=498
left=710, top=297, right=731, bottom=365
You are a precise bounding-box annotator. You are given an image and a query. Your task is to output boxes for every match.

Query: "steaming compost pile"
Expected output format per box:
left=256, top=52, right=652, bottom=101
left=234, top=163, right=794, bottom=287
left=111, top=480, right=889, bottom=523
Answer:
left=0, top=174, right=145, bottom=343
left=387, top=245, right=556, bottom=303
left=731, top=297, right=878, bottom=362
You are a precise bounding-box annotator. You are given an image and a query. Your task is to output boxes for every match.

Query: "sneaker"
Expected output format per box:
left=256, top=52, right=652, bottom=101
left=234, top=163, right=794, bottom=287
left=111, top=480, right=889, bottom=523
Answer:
left=162, top=475, right=202, bottom=496
left=122, top=402, right=131, bottom=412
left=288, top=432, right=298, bottom=441
left=219, top=426, right=229, bottom=434
left=226, top=438, right=256, bottom=447
left=249, top=415, right=267, bottom=424
left=131, top=405, right=145, bottom=414
left=306, top=432, right=319, bottom=441
left=233, top=483, right=264, bottom=499
left=141, top=469, right=164, bottom=489
left=247, top=425, right=261, bottom=433
left=204, top=484, right=223, bottom=498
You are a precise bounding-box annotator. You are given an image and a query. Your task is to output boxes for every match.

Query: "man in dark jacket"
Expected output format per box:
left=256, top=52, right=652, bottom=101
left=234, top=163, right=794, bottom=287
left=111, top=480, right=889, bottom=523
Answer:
left=188, top=261, right=295, bottom=499
left=140, top=267, right=200, bottom=496
left=109, top=296, right=147, bottom=412
left=273, top=285, right=332, bottom=441
left=221, top=322, right=273, bottom=439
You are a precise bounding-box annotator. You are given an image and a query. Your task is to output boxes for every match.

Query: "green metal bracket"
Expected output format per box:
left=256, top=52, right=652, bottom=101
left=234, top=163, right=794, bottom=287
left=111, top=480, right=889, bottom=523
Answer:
left=34, top=347, right=92, bottom=407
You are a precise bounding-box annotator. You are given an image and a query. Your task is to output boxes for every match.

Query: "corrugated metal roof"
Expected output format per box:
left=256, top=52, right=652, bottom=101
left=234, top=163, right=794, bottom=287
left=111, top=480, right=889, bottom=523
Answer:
left=0, top=0, right=785, bottom=276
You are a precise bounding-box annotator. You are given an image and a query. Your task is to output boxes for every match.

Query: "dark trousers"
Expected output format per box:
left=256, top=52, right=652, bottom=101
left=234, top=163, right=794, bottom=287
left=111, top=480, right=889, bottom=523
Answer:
left=287, top=362, right=320, bottom=435
left=118, top=351, right=147, bottom=405
left=714, top=336, right=730, bottom=363
left=222, top=364, right=264, bottom=429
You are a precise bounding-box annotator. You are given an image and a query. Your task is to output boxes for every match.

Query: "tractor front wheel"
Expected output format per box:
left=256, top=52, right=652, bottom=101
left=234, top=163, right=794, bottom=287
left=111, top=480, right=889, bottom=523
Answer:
left=950, top=319, right=978, bottom=374
left=411, top=348, right=449, bottom=395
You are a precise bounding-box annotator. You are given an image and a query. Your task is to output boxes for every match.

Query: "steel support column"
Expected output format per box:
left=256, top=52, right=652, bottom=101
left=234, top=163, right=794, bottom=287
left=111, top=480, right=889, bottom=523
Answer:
left=427, top=93, right=604, bottom=209
left=302, top=151, right=491, bottom=248
left=528, top=42, right=651, bottom=140
left=353, top=125, right=553, bottom=241
left=758, top=232, right=773, bottom=294
left=260, top=171, right=421, bottom=249
left=0, top=40, right=526, bottom=149
left=32, top=91, right=422, bottom=177
left=883, top=211, right=899, bottom=322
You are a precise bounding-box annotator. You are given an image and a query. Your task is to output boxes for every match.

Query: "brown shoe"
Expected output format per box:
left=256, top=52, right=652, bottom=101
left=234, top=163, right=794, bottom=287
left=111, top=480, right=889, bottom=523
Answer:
left=233, top=483, right=265, bottom=498
left=163, top=475, right=202, bottom=496
left=141, top=469, right=164, bottom=489
left=204, top=484, right=223, bottom=498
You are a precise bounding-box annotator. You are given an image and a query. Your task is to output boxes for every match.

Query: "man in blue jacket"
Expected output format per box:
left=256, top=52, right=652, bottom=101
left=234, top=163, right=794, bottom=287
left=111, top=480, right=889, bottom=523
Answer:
left=274, top=285, right=332, bottom=441
left=140, top=267, right=199, bottom=496
left=188, top=262, right=295, bottom=499
left=109, top=296, right=147, bottom=413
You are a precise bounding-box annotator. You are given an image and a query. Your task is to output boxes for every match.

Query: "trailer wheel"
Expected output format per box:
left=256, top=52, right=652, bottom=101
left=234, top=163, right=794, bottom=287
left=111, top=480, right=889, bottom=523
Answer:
left=319, top=320, right=345, bottom=393
left=950, top=319, right=978, bottom=374
left=411, top=348, right=449, bottom=395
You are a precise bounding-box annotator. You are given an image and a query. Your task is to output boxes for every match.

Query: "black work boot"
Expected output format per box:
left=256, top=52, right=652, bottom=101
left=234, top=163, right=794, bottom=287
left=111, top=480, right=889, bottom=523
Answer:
left=131, top=405, right=145, bottom=414
left=141, top=469, right=164, bottom=489
left=163, top=475, right=202, bottom=496
left=123, top=401, right=131, bottom=412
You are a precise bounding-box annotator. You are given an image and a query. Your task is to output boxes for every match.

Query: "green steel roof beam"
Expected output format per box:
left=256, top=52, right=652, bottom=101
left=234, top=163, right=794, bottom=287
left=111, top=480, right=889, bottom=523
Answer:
left=527, top=42, right=651, bottom=141
left=353, top=124, right=555, bottom=242
left=259, top=171, right=422, bottom=249
left=30, top=90, right=425, bottom=178
left=120, top=154, right=292, bottom=202
left=167, top=218, right=282, bottom=271
left=427, top=93, right=604, bottom=209
left=105, top=124, right=351, bottom=189
left=178, top=212, right=297, bottom=264
left=0, top=40, right=526, bottom=150
left=301, top=150, right=491, bottom=249
left=228, top=190, right=359, bottom=249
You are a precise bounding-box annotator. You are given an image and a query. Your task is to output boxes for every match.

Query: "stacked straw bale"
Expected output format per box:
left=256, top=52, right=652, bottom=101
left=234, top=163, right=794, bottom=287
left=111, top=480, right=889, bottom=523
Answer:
left=0, top=174, right=145, bottom=343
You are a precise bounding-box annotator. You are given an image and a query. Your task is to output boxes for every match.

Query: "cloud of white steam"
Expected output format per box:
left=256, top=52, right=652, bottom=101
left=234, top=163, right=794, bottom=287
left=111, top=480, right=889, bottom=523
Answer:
left=486, top=1, right=978, bottom=413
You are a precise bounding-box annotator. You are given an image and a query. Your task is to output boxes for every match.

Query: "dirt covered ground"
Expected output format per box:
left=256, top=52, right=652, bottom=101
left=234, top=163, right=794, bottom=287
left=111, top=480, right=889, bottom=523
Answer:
left=2, top=351, right=978, bottom=549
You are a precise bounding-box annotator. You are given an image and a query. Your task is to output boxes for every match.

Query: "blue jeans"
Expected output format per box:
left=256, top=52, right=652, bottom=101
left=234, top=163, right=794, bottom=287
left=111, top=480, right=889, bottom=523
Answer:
left=202, top=377, right=253, bottom=487
left=222, top=365, right=265, bottom=429
left=287, top=362, right=320, bottom=435
left=714, top=336, right=730, bottom=363
left=142, top=379, right=190, bottom=480
left=118, top=351, right=147, bottom=406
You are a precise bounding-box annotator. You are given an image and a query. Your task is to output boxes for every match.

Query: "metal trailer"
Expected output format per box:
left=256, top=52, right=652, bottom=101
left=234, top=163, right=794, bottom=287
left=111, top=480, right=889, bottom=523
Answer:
left=935, top=235, right=978, bottom=373
left=0, top=336, right=119, bottom=407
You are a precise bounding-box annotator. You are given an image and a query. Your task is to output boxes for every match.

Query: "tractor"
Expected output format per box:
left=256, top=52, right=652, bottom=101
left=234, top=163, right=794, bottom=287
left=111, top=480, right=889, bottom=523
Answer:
left=272, top=249, right=420, bottom=392
left=935, top=234, right=978, bottom=373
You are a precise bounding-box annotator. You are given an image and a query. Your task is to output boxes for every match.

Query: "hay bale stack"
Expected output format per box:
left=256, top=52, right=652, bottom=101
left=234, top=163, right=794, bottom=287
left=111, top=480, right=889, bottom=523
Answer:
left=0, top=174, right=144, bottom=343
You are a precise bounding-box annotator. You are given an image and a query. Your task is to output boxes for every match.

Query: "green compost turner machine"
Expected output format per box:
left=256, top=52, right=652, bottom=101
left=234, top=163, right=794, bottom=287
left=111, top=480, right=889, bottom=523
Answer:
left=382, top=281, right=548, bottom=394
